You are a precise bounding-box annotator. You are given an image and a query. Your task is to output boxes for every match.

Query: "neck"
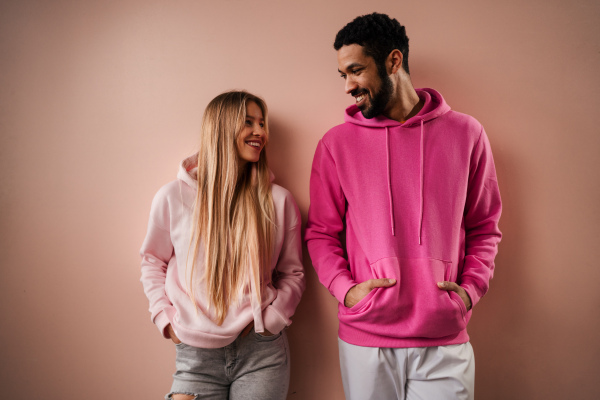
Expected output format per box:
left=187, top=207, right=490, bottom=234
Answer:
left=384, top=74, right=423, bottom=123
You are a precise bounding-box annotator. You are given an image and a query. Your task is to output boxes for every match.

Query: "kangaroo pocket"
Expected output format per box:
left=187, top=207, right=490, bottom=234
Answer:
left=339, top=257, right=469, bottom=339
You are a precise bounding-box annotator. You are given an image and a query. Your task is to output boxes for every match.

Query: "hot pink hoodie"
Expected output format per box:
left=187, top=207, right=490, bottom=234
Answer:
left=305, top=88, right=502, bottom=348
left=140, top=154, right=305, bottom=348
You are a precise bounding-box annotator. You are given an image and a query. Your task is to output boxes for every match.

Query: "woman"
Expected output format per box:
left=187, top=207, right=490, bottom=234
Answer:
left=140, top=91, right=305, bottom=400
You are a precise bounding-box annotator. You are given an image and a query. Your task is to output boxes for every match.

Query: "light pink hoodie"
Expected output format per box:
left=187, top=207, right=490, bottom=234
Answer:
left=305, top=88, right=502, bottom=348
left=140, top=155, right=305, bottom=348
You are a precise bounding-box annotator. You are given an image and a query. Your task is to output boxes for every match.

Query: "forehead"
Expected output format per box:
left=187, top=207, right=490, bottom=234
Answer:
left=337, top=44, right=372, bottom=70
left=246, top=101, right=263, bottom=119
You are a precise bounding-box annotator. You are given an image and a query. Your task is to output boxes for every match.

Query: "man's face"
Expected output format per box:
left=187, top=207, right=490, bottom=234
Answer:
left=337, top=44, right=393, bottom=119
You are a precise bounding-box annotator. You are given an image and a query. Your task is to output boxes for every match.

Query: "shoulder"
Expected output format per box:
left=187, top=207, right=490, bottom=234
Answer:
left=271, top=183, right=301, bottom=228
left=150, top=179, right=194, bottom=213
left=152, top=180, right=184, bottom=204
left=321, top=122, right=357, bottom=146
left=442, top=111, right=484, bottom=136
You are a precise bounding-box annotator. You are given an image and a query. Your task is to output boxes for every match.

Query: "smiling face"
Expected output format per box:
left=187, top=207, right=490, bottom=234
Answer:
left=236, top=101, right=266, bottom=168
left=337, top=44, right=393, bottom=119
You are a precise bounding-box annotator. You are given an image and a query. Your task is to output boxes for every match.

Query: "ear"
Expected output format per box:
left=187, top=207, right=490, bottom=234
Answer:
left=388, top=49, right=403, bottom=74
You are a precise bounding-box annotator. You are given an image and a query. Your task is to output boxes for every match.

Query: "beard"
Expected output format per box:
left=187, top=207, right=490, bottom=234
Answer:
left=357, top=67, right=393, bottom=119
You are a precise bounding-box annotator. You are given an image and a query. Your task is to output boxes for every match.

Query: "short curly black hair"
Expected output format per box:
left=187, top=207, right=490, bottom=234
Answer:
left=334, top=13, right=410, bottom=74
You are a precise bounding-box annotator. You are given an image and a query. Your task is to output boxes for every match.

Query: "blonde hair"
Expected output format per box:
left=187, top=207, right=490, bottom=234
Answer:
left=188, top=91, right=275, bottom=325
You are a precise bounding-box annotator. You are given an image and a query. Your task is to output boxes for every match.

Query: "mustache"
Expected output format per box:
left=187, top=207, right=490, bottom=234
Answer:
left=350, top=88, right=368, bottom=97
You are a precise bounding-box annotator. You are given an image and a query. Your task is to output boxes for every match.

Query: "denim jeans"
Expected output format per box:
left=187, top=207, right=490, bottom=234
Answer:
left=166, top=329, right=290, bottom=400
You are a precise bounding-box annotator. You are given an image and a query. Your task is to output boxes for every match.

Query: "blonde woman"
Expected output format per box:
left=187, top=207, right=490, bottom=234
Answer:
left=140, top=91, right=305, bottom=400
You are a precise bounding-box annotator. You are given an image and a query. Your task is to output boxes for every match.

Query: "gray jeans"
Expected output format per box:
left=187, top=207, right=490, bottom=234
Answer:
left=167, top=329, right=290, bottom=400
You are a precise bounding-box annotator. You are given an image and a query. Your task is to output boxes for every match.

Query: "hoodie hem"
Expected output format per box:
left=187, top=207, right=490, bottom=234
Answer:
left=338, top=324, right=470, bottom=348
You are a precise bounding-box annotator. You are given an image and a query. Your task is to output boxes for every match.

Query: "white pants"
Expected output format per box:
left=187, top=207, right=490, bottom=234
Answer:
left=338, top=339, right=475, bottom=400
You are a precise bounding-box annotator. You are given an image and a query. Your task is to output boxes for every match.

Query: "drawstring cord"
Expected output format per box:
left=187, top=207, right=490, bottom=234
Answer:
left=386, top=126, right=395, bottom=236
left=418, top=119, right=424, bottom=245
left=386, top=119, right=425, bottom=244
left=248, top=263, right=264, bottom=333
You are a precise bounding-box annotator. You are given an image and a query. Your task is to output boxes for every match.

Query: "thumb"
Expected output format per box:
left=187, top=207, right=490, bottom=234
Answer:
left=437, top=281, right=459, bottom=291
left=370, top=278, right=397, bottom=288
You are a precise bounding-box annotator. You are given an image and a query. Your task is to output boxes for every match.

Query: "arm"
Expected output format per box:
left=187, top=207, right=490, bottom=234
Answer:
left=458, top=128, right=502, bottom=308
left=305, top=140, right=357, bottom=304
left=139, top=189, right=176, bottom=339
left=262, top=196, right=306, bottom=334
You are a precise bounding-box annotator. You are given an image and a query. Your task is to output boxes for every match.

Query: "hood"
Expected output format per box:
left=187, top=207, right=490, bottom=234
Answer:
left=344, top=87, right=451, bottom=127
left=177, top=153, right=200, bottom=188
left=343, top=88, right=452, bottom=244
left=177, top=153, right=276, bottom=188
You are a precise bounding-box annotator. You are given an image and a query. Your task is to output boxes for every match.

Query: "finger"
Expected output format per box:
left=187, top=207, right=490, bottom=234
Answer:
left=437, top=281, right=460, bottom=292
left=368, top=278, right=397, bottom=289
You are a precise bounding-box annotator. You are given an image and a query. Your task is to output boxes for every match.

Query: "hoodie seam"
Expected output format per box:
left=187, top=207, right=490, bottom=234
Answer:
left=148, top=215, right=170, bottom=233
left=468, top=126, right=485, bottom=184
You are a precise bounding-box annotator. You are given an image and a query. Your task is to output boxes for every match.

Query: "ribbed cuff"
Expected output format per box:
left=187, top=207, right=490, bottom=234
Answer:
left=329, top=272, right=358, bottom=305
left=460, top=280, right=482, bottom=308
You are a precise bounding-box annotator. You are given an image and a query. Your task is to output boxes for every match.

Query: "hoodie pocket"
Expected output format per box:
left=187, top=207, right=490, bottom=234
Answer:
left=339, top=257, right=469, bottom=339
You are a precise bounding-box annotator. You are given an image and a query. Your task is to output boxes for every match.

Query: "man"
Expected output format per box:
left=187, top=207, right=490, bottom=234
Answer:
left=305, top=13, right=502, bottom=400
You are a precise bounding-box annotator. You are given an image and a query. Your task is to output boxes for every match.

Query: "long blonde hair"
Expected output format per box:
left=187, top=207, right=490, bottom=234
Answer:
left=188, top=91, right=275, bottom=325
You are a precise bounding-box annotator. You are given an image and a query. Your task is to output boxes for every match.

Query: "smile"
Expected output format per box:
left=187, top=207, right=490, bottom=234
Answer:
left=246, top=140, right=262, bottom=149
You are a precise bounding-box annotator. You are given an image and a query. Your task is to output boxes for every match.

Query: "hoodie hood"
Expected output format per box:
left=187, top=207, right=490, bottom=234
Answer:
left=177, top=153, right=199, bottom=188
left=344, top=87, right=451, bottom=127
left=343, top=88, right=452, bottom=243
left=177, top=152, right=276, bottom=189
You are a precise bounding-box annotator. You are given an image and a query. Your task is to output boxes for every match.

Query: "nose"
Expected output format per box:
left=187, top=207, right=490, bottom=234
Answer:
left=253, top=124, right=266, bottom=138
left=345, top=76, right=358, bottom=94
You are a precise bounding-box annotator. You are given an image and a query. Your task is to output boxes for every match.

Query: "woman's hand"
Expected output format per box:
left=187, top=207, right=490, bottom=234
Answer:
left=166, top=324, right=181, bottom=344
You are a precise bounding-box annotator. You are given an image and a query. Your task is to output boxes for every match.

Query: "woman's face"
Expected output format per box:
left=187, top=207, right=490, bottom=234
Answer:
left=236, top=101, right=266, bottom=167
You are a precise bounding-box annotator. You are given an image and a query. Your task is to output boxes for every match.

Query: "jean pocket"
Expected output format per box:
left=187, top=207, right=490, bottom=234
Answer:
left=253, top=330, right=283, bottom=342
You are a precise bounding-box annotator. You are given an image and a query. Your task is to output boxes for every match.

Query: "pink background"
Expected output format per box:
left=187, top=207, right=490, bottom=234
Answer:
left=1, top=0, right=599, bottom=398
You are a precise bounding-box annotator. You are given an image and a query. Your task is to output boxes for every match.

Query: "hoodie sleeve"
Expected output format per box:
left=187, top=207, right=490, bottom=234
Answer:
left=262, top=194, right=306, bottom=334
left=139, top=188, right=175, bottom=338
left=305, top=140, right=357, bottom=304
left=460, top=128, right=502, bottom=307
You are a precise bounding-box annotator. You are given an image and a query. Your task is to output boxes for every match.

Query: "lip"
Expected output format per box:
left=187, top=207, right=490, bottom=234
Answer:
left=245, top=139, right=263, bottom=150
left=355, top=94, right=367, bottom=108
left=353, top=91, right=368, bottom=107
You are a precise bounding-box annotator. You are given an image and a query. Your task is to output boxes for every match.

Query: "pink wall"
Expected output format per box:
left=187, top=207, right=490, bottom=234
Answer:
left=1, top=0, right=599, bottom=398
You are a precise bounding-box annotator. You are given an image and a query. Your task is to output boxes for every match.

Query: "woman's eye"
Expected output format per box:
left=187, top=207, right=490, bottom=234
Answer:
left=245, top=120, right=252, bottom=126
left=260, top=123, right=265, bottom=128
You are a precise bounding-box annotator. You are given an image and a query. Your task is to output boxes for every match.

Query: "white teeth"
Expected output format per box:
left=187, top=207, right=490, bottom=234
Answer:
left=356, top=95, right=365, bottom=102
left=247, top=141, right=261, bottom=148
